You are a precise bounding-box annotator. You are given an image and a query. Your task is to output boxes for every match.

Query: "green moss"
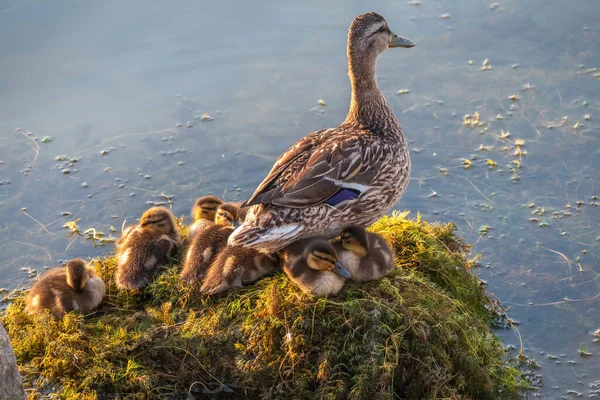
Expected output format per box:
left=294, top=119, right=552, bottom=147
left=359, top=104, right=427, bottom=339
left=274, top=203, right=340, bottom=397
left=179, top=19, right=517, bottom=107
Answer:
left=1, top=213, right=532, bottom=399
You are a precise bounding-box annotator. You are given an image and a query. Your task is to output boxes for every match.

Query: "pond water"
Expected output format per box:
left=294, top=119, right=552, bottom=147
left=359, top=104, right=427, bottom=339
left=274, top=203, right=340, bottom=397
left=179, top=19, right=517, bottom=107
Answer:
left=1, top=0, right=599, bottom=397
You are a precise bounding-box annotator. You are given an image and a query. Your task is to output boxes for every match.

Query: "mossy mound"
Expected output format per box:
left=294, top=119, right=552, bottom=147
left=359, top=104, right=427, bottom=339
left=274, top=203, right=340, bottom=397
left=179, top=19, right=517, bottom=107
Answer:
left=1, top=213, right=530, bottom=399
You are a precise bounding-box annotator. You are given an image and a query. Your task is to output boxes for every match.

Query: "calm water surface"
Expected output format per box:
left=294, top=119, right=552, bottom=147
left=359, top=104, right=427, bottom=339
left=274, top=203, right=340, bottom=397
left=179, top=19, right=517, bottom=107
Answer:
left=1, top=0, right=599, bottom=397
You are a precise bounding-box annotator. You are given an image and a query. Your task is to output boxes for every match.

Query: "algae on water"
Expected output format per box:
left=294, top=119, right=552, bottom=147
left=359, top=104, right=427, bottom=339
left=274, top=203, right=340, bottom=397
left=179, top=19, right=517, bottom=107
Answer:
left=1, top=213, right=532, bottom=399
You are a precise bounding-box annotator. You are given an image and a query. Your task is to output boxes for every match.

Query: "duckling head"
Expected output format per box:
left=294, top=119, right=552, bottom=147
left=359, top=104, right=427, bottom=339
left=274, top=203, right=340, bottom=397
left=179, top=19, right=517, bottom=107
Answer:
left=305, top=240, right=351, bottom=278
left=347, top=12, right=414, bottom=73
left=65, top=259, right=89, bottom=292
left=215, top=203, right=239, bottom=227
left=192, top=196, right=223, bottom=222
left=140, top=206, right=177, bottom=234
left=340, top=226, right=369, bottom=257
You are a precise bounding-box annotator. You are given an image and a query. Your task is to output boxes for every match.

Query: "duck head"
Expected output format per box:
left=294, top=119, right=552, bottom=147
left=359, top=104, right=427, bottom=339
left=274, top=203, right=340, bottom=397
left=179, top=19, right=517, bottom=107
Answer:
left=140, top=206, right=177, bottom=234
left=340, top=225, right=369, bottom=256
left=348, top=12, right=414, bottom=63
left=192, top=195, right=224, bottom=222
left=215, top=203, right=239, bottom=227
left=305, top=240, right=351, bottom=278
left=65, top=259, right=90, bottom=292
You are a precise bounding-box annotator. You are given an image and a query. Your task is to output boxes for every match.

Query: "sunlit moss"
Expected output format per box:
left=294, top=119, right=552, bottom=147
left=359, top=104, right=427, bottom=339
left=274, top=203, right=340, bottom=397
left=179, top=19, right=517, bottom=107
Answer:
left=1, top=213, right=532, bottom=399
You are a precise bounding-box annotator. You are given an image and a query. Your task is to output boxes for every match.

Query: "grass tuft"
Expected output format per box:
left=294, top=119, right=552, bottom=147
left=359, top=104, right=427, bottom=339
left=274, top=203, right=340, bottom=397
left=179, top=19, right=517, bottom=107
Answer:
left=2, top=213, right=532, bottom=399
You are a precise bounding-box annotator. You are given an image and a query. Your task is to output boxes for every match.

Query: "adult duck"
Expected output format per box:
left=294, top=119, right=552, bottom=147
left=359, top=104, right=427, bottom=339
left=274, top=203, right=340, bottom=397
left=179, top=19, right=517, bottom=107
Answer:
left=229, top=12, right=414, bottom=252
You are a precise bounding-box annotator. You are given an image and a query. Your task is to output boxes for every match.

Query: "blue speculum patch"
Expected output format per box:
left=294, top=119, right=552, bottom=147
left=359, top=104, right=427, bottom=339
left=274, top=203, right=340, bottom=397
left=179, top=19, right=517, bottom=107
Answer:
left=324, top=188, right=361, bottom=206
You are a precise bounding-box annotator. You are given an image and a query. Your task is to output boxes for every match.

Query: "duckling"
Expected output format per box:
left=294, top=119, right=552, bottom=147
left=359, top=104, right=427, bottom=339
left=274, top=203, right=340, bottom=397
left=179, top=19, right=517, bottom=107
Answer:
left=230, top=201, right=251, bottom=224
left=180, top=203, right=239, bottom=283
left=282, top=238, right=350, bottom=297
left=188, top=196, right=224, bottom=241
left=115, top=207, right=182, bottom=290
left=200, top=246, right=280, bottom=295
left=332, top=226, right=395, bottom=282
left=26, top=259, right=106, bottom=318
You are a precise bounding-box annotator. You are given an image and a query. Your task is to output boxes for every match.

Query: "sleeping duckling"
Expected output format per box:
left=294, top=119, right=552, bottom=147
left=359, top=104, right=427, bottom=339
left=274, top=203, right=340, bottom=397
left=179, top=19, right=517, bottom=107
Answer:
left=188, top=195, right=224, bottom=241
left=282, top=238, right=350, bottom=297
left=180, top=203, right=239, bottom=283
left=200, top=245, right=280, bottom=295
left=332, top=226, right=395, bottom=282
left=116, top=207, right=182, bottom=290
left=26, top=259, right=106, bottom=318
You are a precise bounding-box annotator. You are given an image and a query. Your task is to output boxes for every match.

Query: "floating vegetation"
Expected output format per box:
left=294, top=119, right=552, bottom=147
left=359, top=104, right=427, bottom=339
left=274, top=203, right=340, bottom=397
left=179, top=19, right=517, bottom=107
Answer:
left=486, top=158, right=497, bottom=169
left=482, top=58, right=492, bottom=71
left=463, top=158, right=473, bottom=169
left=513, top=139, right=526, bottom=157
left=318, top=99, right=326, bottom=106
left=1, top=214, right=533, bottom=399
left=396, top=89, right=410, bottom=95
left=201, top=113, right=213, bottom=121
left=41, top=136, right=52, bottom=143
left=463, top=111, right=483, bottom=127
left=83, top=228, right=116, bottom=247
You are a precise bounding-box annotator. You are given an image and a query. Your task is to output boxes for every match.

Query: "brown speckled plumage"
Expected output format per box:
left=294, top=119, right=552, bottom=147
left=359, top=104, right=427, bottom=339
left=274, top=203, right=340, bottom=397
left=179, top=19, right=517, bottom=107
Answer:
left=228, top=12, right=413, bottom=252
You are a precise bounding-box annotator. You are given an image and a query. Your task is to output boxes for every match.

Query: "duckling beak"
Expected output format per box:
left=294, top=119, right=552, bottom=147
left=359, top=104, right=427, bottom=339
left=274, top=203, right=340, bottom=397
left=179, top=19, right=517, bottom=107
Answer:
left=389, top=34, right=415, bottom=48
left=333, top=261, right=351, bottom=278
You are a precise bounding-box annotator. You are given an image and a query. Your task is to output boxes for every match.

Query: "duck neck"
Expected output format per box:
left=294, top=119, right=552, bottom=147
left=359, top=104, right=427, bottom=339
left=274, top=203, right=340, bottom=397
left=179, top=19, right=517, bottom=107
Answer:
left=343, top=51, right=399, bottom=132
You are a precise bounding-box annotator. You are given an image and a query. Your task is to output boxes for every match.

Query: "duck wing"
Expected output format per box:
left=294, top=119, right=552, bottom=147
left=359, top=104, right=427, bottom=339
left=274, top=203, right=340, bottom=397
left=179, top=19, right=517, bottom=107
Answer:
left=244, top=130, right=379, bottom=208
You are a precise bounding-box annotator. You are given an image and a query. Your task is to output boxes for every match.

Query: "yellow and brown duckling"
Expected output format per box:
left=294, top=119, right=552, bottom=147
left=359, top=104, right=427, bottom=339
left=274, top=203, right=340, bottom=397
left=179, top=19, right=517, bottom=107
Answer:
left=180, top=203, right=239, bottom=283
left=115, top=207, right=182, bottom=290
left=332, top=225, right=395, bottom=282
left=200, top=245, right=280, bottom=295
left=282, top=238, right=350, bottom=297
left=26, top=259, right=106, bottom=318
left=188, top=195, right=224, bottom=241
left=230, top=200, right=251, bottom=224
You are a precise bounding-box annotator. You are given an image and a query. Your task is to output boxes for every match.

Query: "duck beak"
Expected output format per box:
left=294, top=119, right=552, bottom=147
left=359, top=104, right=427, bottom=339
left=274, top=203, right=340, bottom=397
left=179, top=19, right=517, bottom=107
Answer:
left=333, top=261, right=351, bottom=278
left=389, top=33, right=415, bottom=48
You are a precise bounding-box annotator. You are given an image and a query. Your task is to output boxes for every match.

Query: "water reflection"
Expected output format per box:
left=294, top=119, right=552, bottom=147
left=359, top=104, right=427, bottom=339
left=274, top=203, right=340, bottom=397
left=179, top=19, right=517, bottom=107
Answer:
left=1, top=0, right=599, bottom=396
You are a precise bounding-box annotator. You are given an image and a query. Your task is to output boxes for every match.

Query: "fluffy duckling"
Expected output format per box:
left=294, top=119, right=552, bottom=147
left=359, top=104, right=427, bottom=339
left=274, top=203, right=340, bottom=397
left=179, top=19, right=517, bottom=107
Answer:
left=180, top=203, right=239, bottom=283
left=230, top=201, right=251, bottom=224
left=26, top=259, right=106, bottom=318
left=188, top=196, right=224, bottom=241
left=200, top=246, right=280, bottom=295
left=282, top=238, right=350, bottom=297
left=116, top=207, right=182, bottom=290
left=332, top=226, right=395, bottom=282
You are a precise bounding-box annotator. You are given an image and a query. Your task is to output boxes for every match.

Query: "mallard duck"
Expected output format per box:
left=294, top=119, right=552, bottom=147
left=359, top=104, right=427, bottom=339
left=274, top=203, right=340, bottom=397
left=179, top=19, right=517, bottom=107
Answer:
left=115, top=207, right=182, bottom=290
left=180, top=203, right=239, bottom=283
left=332, top=225, right=395, bottom=281
left=26, top=259, right=106, bottom=318
left=200, top=245, right=280, bottom=294
left=282, top=238, right=350, bottom=297
left=188, top=195, right=224, bottom=241
left=228, top=12, right=414, bottom=252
